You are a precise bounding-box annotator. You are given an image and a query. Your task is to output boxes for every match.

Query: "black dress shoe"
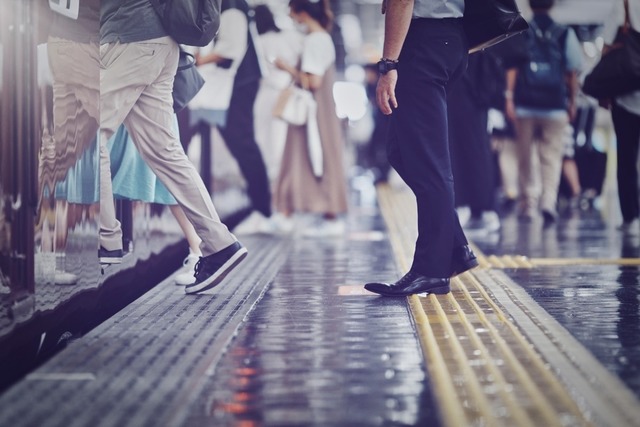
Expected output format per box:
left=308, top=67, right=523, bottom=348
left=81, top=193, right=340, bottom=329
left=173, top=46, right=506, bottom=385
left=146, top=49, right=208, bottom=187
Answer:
left=365, top=271, right=450, bottom=297
left=451, top=245, right=478, bottom=277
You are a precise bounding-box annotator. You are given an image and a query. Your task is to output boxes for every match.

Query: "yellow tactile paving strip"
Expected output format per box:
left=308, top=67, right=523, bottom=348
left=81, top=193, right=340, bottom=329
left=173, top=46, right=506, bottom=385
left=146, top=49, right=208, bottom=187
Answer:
left=376, top=184, right=640, bottom=427
left=481, top=255, right=640, bottom=269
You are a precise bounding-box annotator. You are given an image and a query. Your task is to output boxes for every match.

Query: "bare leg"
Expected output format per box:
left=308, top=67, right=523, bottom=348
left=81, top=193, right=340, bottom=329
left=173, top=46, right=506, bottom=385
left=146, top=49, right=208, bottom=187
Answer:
left=562, top=157, right=581, bottom=198
left=169, top=204, right=202, bottom=256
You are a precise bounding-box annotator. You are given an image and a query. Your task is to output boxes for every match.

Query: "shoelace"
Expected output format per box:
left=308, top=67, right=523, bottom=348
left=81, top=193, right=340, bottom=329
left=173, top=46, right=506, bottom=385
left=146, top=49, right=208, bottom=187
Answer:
left=193, top=257, right=205, bottom=278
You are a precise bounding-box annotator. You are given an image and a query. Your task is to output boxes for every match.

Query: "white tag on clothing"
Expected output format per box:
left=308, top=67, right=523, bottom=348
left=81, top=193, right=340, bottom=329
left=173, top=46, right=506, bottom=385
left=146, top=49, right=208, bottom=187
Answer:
left=48, top=0, right=79, bottom=20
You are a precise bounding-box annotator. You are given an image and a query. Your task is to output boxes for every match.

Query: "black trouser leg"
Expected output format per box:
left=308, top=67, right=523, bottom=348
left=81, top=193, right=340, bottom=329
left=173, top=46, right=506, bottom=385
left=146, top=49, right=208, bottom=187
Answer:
left=612, top=103, right=640, bottom=223
left=219, top=80, right=272, bottom=217
left=388, top=18, right=468, bottom=278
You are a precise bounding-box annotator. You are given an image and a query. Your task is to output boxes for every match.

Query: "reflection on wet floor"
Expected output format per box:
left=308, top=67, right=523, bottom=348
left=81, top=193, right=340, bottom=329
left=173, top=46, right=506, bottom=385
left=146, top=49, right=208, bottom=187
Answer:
left=2, top=178, right=640, bottom=426
left=187, top=212, right=441, bottom=426
left=469, top=208, right=640, bottom=400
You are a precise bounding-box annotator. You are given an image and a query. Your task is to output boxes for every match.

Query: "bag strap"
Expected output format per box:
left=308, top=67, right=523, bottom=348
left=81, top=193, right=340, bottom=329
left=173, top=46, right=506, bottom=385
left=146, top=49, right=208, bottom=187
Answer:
left=623, top=0, right=631, bottom=34
left=177, top=51, right=197, bottom=71
left=528, top=20, right=566, bottom=44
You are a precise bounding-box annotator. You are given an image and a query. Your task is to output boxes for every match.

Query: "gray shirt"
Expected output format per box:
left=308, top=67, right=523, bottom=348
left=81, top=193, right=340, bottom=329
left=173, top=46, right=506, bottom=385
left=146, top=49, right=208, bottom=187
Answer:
left=100, top=0, right=166, bottom=44
left=413, top=0, right=464, bottom=19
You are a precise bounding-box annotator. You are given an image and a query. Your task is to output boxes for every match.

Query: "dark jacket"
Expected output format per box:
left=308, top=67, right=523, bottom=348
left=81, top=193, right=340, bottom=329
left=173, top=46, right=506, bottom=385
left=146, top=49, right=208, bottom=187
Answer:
left=100, top=0, right=166, bottom=44
left=222, top=0, right=262, bottom=87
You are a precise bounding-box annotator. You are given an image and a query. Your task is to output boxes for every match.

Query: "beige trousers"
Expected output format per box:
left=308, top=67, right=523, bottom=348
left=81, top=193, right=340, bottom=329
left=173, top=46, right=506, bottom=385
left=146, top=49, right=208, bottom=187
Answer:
left=514, top=115, right=568, bottom=215
left=99, top=37, right=236, bottom=255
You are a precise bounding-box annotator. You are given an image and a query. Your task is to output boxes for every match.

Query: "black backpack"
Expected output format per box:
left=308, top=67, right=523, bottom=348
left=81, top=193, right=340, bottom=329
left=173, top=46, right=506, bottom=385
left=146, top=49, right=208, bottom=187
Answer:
left=515, top=20, right=568, bottom=109
left=151, top=0, right=221, bottom=47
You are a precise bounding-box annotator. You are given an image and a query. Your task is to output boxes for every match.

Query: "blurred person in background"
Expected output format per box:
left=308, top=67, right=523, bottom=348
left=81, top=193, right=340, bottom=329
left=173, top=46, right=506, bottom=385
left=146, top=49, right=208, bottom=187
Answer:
left=601, top=0, right=640, bottom=236
left=190, top=0, right=273, bottom=235
left=253, top=4, right=303, bottom=186
left=558, top=122, right=582, bottom=213
left=449, top=51, right=503, bottom=238
left=504, top=0, right=582, bottom=225
left=362, top=63, right=392, bottom=185
left=485, top=33, right=530, bottom=214
left=271, top=0, right=349, bottom=237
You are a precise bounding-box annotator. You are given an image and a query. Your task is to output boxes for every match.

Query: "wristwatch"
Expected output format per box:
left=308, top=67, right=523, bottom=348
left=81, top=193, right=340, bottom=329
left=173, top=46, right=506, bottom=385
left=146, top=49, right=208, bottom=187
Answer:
left=377, top=58, right=398, bottom=75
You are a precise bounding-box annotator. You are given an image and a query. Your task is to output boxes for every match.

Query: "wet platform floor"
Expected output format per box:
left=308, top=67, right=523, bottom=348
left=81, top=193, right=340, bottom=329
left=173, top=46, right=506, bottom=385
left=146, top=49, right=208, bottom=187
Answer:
left=1, top=182, right=640, bottom=426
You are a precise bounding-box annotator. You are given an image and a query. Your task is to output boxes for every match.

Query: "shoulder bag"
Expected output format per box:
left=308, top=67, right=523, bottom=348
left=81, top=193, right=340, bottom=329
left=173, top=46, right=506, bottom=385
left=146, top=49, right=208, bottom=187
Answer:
left=272, top=85, right=323, bottom=178
left=172, top=50, right=205, bottom=113
left=582, top=0, right=640, bottom=100
left=272, top=85, right=316, bottom=126
left=463, top=0, right=529, bottom=53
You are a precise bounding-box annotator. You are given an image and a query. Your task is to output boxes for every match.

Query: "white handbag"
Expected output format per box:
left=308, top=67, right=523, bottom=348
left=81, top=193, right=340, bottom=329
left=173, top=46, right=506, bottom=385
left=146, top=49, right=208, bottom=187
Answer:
left=273, top=85, right=316, bottom=126
left=272, top=85, right=323, bottom=178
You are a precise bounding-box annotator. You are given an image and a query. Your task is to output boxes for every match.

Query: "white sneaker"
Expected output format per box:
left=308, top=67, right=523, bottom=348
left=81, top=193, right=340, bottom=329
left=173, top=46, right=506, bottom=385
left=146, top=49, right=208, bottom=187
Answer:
left=464, top=211, right=501, bottom=238
left=175, top=252, right=200, bottom=286
left=55, top=253, right=78, bottom=285
left=233, top=211, right=271, bottom=235
left=482, top=211, right=501, bottom=233
left=618, top=218, right=640, bottom=236
left=302, top=219, right=346, bottom=237
left=54, top=270, right=78, bottom=285
left=268, top=213, right=295, bottom=235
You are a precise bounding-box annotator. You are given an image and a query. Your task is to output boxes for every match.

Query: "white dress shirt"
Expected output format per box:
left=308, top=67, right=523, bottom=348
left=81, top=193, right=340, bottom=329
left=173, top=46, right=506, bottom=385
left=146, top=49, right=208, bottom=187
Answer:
left=413, top=0, right=464, bottom=19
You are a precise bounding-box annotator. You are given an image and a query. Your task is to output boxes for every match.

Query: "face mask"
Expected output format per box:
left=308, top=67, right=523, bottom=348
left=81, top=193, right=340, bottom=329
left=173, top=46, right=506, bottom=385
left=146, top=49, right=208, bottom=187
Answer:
left=294, top=21, right=308, bottom=34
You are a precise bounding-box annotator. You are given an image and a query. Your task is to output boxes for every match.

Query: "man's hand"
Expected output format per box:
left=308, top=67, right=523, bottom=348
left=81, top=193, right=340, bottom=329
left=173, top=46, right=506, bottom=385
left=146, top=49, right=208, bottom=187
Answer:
left=376, top=71, right=398, bottom=115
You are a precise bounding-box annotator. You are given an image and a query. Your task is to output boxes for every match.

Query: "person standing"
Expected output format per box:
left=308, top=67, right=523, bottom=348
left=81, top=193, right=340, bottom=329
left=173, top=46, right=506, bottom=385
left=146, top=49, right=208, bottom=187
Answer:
left=271, top=0, right=349, bottom=237
left=449, top=51, right=503, bottom=237
left=504, top=0, right=582, bottom=225
left=602, top=0, right=640, bottom=235
left=253, top=4, right=303, bottom=185
left=364, top=0, right=478, bottom=297
left=99, top=0, right=246, bottom=295
left=190, top=0, right=273, bottom=235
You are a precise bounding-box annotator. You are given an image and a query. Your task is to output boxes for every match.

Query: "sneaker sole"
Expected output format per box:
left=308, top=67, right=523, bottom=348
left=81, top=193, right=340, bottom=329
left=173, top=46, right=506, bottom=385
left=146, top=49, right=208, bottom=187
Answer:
left=99, top=257, right=122, bottom=264
left=184, top=247, right=248, bottom=295
left=54, top=272, right=78, bottom=286
left=175, top=273, right=195, bottom=286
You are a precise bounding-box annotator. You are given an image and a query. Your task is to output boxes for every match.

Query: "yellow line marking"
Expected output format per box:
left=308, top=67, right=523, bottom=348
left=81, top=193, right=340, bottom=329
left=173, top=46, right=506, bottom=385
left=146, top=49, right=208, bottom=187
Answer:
left=530, top=257, right=640, bottom=266
left=409, top=295, right=470, bottom=427
left=376, top=184, right=594, bottom=427
left=443, top=284, right=538, bottom=427
left=459, top=274, right=589, bottom=425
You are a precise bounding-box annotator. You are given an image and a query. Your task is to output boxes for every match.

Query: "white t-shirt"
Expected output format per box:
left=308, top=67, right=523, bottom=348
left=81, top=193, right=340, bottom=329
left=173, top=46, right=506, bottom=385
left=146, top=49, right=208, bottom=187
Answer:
left=602, top=0, right=640, bottom=114
left=259, top=29, right=303, bottom=89
left=189, top=8, right=247, bottom=111
left=301, top=31, right=335, bottom=77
